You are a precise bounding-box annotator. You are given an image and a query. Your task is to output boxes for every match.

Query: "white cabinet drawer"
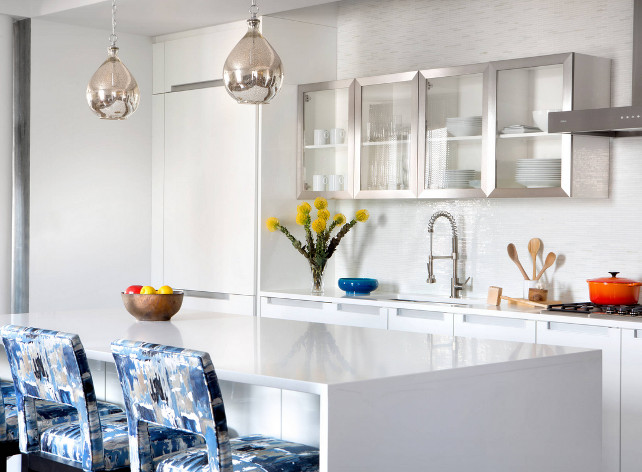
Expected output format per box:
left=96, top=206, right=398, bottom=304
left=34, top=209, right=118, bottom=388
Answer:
left=388, top=308, right=453, bottom=335
left=182, top=293, right=254, bottom=316
left=260, top=297, right=387, bottom=329
left=454, top=314, right=536, bottom=343
left=536, top=320, right=620, bottom=472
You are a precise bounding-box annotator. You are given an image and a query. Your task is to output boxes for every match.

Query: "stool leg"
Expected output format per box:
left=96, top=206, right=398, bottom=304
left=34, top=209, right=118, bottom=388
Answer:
left=0, top=455, right=6, bottom=472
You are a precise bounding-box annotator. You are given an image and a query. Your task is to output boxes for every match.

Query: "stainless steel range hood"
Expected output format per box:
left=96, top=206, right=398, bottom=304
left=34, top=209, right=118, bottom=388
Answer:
left=548, top=0, right=642, bottom=136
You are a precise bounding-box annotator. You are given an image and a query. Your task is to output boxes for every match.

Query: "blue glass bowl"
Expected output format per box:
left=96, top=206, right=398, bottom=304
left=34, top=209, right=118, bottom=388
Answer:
left=338, top=278, right=379, bottom=296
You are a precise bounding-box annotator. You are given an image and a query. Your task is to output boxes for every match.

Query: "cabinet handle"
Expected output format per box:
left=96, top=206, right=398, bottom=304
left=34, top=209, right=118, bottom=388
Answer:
left=545, top=322, right=608, bottom=336
left=396, top=309, right=444, bottom=321
left=337, top=304, right=380, bottom=315
left=266, top=297, right=326, bottom=310
left=183, top=290, right=230, bottom=300
left=633, top=330, right=642, bottom=339
left=462, top=314, right=526, bottom=329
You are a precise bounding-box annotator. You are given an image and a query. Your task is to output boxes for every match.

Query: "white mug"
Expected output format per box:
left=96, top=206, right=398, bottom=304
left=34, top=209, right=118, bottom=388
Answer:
left=313, top=129, right=329, bottom=146
left=329, top=128, right=346, bottom=145
left=312, top=174, right=328, bottom=191
left=328, top=174, right=344, bottom=191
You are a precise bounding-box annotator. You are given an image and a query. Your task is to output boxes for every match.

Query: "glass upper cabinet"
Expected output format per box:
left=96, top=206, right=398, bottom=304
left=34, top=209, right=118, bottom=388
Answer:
left=418, top=65, right=488, bottom=198
left=354, top=72, right=418, bottom=198
left=297, top=79, right=354, bottom=199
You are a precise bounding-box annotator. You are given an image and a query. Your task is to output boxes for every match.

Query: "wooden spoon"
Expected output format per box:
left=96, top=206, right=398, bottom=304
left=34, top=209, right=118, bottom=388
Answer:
left=507, top=243, right=530, bottom=280
left=527, top=238, right=542, bottom=280
left=535, top=252, right=557, bottom=280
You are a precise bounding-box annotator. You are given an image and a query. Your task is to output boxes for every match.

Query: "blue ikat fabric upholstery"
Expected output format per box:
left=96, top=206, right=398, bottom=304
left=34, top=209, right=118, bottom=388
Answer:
left=0, top=326, right=204, bottom=471
left=111, top=339, right=319, bottom=472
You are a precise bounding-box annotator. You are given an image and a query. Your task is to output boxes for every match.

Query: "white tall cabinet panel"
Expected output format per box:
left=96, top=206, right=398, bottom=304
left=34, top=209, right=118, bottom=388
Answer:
left=164, top=87, right=256, bottom=295
left=536, top=321, right=620, bottom=472
left=620, top=329, right=642, bottom=472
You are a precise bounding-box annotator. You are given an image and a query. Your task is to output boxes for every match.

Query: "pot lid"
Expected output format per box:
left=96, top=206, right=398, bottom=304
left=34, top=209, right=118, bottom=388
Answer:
left=587, top=272, right=642, bottom=285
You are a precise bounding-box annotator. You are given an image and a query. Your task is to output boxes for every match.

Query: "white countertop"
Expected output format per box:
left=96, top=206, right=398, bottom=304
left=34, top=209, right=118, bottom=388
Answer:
left=1, top=308, right=593, bottom=395
left=261, top=288, right=642, bottom=329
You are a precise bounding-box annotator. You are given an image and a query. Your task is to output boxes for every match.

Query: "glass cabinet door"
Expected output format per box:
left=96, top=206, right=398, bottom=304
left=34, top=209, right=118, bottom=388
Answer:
left=355, top=72, right=418, bottom=198
left=418, top=65, right=487, bottom=198
left=488, top=54, right=573, bottom=197
left=297, top=79, right=354, bottom=199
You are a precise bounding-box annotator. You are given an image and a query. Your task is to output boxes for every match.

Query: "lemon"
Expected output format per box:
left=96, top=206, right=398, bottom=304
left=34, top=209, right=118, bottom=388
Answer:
left=140, top=286, right=156, bottom=295
left=157, top=285, right=173, bottom=295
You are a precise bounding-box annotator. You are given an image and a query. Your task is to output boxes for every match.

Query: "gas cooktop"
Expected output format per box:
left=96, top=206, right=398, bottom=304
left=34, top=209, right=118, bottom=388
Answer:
left=547, top=302, right=642, bottom=316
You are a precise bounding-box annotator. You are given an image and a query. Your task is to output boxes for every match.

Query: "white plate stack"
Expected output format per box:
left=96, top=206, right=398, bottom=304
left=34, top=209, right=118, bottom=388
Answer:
left=515, top=159, right=561, bottom=188
left=446, top=116, right=482, bottom=137
left=444, top=169, right=479, bottom=188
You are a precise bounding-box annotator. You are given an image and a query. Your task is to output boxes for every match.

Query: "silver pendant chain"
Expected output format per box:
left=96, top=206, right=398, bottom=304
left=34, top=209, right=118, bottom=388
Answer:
left=109, top=0, right=118, bottom=47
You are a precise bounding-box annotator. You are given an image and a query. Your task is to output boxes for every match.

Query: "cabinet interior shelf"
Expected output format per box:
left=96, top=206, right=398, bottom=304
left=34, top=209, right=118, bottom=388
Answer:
left=362, top=140, right=411, bottom=146
left=498, top=132, right=561, bottom=139
left=305, top=144, right=348, bottom=149
left=427, top=135, right=482, bottom=142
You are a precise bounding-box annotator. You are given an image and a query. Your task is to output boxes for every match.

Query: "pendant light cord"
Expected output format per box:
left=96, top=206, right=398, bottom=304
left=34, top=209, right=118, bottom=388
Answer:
left=249, top=0, right=259, bottom=19
left=109, top=0, right=118, bottom=47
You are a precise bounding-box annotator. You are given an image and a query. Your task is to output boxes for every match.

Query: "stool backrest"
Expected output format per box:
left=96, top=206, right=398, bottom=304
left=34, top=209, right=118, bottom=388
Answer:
left=0, top=325, right=104, bottom=470
left=111, top=339, right=231, bottom=472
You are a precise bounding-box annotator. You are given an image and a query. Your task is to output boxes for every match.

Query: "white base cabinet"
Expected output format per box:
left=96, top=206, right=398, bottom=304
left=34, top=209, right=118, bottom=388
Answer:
left=536, top=321, right=621, bottom=472
left=620, top=329, right=642, bottom=472
left=388, top=308, right=453, bottom=335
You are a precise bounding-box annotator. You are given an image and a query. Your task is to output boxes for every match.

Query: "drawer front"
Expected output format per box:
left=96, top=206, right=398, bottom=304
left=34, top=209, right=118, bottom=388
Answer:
left=260, top=297, right=387, bottom=329
left=182, top=293, right=254, bottom=316
left=388, top=308, right=454, bottom=335
left=454, top=314, right=536, bottom=343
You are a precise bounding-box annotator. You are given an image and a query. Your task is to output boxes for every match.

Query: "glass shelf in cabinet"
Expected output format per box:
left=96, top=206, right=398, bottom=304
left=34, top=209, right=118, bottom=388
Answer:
left=362, top=139, right=411, bottom=146
left=497, top=132, right=561, bottom=139
left=427, top=135, right=482, bottom=142
left=304, top=143, right=349, bottom=149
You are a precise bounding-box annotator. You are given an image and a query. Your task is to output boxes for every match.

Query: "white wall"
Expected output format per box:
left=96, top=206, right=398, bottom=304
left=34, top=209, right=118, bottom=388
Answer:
left=332, top=0, right=639, bottom=301
left=29, top=19, right=152, bottom=311
left=0, top=15, right=12, bottom=314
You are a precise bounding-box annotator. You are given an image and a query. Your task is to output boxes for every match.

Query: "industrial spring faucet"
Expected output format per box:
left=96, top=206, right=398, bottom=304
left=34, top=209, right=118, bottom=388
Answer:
left=427, top=211, right=470, bottom=298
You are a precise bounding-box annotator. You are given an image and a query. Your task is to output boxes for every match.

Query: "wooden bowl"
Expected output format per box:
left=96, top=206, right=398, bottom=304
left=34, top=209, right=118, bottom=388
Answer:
left=121, top=292, right=184, bottom=321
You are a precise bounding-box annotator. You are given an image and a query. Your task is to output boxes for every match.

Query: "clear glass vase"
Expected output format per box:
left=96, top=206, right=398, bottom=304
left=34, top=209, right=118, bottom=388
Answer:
left=310, top=264, right=326, bottom=295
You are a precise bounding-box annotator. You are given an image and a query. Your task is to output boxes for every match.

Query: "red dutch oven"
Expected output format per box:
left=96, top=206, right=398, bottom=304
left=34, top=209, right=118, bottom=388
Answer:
left=587, top=272, right=642, bottom=305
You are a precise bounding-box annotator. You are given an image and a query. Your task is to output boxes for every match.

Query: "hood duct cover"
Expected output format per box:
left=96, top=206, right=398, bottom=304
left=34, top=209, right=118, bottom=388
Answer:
left=549, top=0, right=642, bottom=136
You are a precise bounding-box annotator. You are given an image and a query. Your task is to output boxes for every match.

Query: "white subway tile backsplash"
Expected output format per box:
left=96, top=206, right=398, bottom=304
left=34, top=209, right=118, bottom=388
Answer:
left=334, top=0, right=640, bottom=302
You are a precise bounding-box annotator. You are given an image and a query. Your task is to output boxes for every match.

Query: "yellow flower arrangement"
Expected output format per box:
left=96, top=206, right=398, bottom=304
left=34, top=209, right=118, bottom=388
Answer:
left=297, top=202, right=311, bottom=215
left=266, top=201, right=370, bottom=293
left=355, top=209, right=369, bottom=222
left=334, top=213, right=346, bottom=226
left=266, top=217, right=280, bottom=232
left=317, top=209, right=331, bottom=221
left=314, top=197, right=328, bottom=210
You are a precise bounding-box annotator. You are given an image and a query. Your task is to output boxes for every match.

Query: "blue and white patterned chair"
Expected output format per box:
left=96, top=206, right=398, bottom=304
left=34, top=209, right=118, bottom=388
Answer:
left=1, top=326, right=204, bottom=472
left=111, top=339, right=319, bottom=472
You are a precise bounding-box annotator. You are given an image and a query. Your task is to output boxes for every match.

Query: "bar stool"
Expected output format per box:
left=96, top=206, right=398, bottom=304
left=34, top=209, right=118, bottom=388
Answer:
left=1, top=326, right=204, bottom=472
left=111, top=339, right=319, bottom=472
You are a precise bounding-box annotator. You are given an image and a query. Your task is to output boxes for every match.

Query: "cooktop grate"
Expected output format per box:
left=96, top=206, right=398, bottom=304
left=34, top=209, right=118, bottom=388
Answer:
left=547, top=302, right=642, bottom=316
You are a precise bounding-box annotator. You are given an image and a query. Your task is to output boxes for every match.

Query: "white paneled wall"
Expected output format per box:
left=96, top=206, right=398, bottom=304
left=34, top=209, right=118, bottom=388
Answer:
left=29, top=20, right=153, bottom=311
left=333, top=0, right=639, bottom=301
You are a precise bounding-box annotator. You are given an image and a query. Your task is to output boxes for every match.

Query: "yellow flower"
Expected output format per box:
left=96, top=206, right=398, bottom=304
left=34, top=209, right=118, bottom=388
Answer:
left=296, top=212, right=308, bottom=226
left=355, top=209, right=369, bottom=222
left=266, top=217, right=280, bottom=232
left=313, top=197, right=328, bottom=210
left=311, top=218, right=326, bottom=234
left=297, top=202, right=311, bottom=214
left=318, top=209, right=330, bottom=221
left=334, top=213, right=346, bottom=226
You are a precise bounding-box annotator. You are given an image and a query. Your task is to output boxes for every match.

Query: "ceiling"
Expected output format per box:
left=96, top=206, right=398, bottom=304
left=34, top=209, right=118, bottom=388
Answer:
left=0, top=0, right=341, bottom=37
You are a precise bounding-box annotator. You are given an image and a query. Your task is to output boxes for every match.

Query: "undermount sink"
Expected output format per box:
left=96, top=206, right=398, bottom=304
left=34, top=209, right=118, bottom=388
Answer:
left=385, top=294, right=478, bottom=306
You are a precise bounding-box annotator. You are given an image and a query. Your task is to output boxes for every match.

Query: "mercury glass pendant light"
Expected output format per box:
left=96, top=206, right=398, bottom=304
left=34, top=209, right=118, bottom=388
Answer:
left=86, top=0, right=140, bottom=119
left=223, top=0, right=284, bottom=104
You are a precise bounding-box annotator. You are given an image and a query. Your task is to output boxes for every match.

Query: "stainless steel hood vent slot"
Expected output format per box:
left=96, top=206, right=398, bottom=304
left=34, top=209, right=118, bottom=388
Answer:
left=549, top=0, right=642, bottom=136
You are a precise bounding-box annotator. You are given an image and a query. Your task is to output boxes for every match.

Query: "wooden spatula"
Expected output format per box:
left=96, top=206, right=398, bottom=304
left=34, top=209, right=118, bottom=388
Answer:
left=535, top=252, right=557, bottom=280
left=507, top=243, right=529, bottom=280
left=528, top=238, right=541, bottom=280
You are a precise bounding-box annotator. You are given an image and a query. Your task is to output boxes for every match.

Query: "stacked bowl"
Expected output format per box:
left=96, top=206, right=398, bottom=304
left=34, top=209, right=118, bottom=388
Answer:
left=515, top=158, right=561, bottom=188
left=446, top=116, right=482, bottom=137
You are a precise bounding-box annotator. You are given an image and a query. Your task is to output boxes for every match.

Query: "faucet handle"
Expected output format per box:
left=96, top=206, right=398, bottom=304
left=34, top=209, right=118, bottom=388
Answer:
left=454, top=277, right=471, bottom=290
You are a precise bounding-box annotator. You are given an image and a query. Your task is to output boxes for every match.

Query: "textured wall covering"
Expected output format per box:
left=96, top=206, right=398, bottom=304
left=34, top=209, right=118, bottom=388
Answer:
left=333, top=0, right=641, bottom=301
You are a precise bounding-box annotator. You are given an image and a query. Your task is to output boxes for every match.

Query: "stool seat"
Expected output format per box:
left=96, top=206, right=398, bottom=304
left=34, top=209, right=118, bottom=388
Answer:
left=40, top=412, right=204, bottom=471
left=154, top=435, right=319, bottom=472
left=4, top=400, right=124, bottom=441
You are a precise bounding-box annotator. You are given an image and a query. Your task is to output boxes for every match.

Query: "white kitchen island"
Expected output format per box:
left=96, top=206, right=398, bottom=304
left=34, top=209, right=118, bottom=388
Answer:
left=0, top=309, right=601, bottom=472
